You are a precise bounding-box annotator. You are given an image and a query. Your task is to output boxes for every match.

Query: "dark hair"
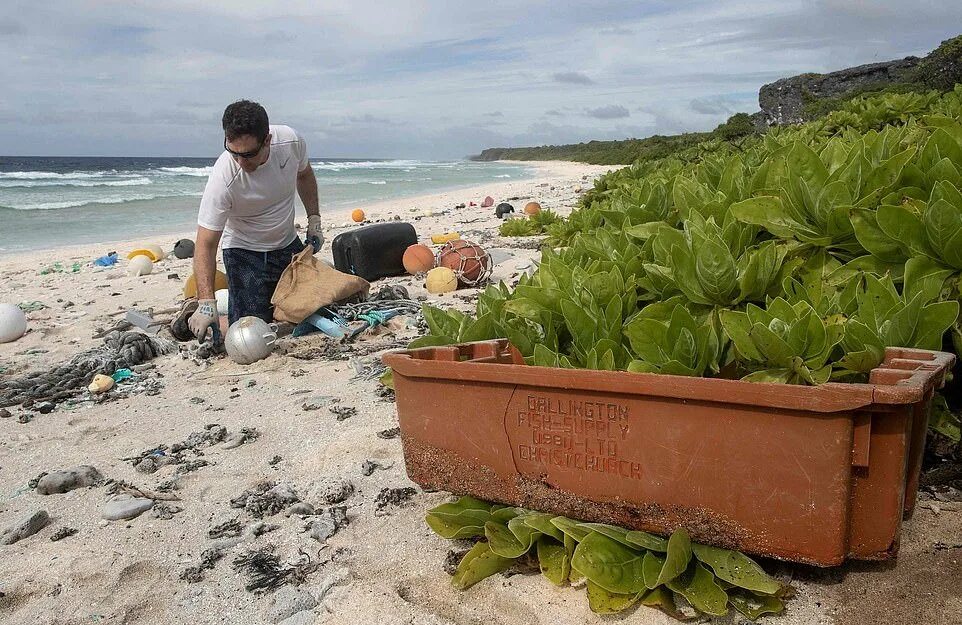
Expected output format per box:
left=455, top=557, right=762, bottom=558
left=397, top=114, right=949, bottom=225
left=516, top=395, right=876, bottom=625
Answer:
left=222, top=100, right=269, bottom=142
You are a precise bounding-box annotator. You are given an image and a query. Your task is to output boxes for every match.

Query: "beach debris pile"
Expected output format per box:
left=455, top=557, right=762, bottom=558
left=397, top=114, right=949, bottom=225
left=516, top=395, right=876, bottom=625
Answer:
left=400, top=235, right=493, bottom=295
left=0, top=330, right=174, bottom=410
left=232, top=545, right=326, bottom=592
left=122, top=423, right=258, bottom=476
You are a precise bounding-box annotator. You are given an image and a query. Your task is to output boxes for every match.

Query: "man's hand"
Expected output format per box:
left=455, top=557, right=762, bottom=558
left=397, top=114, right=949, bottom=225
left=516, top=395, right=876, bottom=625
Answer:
left=307, top=214, right=324, bottom=253
left=189, top=299, right=218, bottom=340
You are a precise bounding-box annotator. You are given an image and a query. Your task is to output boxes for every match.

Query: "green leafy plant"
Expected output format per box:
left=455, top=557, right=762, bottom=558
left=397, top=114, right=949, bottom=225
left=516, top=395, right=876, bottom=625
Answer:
left=720, top=299, right=844, bottom=384
left=427, top=497, right=791, bottom=620
left=498, top=209, right=562, bottom=237
left=623, top=301, right=723, bottom=376
left=837, top=271, right=959, bottom=374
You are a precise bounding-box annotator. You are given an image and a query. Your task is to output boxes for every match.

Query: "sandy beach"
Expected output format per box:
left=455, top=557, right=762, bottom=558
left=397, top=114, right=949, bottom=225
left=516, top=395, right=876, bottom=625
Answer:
left=0, top=159, right=958, bottom=625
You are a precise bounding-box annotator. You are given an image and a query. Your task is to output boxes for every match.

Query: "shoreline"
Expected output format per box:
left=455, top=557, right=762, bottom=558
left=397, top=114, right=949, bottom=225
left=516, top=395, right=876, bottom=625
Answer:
left=0, top=160, right=613, bottom=266
left=0, top=160, right=610, bottom=260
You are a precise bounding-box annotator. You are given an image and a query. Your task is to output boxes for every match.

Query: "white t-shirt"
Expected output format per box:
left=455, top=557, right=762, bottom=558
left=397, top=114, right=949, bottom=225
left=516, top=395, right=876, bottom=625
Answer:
left=197, top=124, right=310, bottom=251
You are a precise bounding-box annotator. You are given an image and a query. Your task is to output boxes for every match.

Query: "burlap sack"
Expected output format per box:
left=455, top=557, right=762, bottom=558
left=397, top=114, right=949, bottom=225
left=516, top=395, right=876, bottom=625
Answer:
left=271, top=247, right=370, bottom=323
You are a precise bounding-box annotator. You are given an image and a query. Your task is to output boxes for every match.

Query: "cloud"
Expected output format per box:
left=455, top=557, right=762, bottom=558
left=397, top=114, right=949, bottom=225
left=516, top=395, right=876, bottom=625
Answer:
left=346, top=114, right=395, bottom=125
left=689, top=94, right=742, bottom=115
left=0, top=19, right=23, bottom=36
left=0, top=1, right=959, bottom=157
left=585, top=104, right=630, bottom=119
left=553, top=71, right=594, bottom=85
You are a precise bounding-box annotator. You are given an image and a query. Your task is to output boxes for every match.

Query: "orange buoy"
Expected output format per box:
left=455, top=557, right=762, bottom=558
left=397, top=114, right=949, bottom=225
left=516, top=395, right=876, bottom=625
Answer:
left=524, top=201, right=541, bottom=215
left=351, top=209, right=366, bottom=222
left=437, top=239, right=492, bottom=286
left=402, top=244, right=435, bottom=274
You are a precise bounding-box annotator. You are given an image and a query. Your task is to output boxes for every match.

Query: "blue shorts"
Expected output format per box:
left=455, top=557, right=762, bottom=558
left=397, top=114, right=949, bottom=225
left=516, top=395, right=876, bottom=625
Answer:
left=222, top=237, right=304, bottom=325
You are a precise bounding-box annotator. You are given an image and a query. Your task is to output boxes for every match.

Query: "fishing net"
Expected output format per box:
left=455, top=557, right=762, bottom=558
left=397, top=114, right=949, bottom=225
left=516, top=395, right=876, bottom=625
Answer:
left=0, top=330, right=175, bottom=408
left=436, top=240, right=493, bottom=287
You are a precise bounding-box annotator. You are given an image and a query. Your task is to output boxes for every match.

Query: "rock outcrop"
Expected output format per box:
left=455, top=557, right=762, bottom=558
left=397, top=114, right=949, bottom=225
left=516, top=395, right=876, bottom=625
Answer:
left=759, top=35, right=962, bottom=126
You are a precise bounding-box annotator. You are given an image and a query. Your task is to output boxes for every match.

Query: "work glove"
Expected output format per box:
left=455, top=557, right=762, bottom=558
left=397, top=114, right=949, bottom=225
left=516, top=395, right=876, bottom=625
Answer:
left=188, top=298, right=218, bottom=341
left=307, top=215, right=325, bottom=253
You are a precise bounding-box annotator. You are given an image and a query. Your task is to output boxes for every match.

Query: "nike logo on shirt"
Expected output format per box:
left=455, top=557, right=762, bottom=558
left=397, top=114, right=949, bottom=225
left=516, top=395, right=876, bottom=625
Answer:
left=279, top=157, right=291, bottom=169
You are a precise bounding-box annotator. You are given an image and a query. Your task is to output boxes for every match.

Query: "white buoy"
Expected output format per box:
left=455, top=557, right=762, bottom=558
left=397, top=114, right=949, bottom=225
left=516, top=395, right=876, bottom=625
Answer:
left=215, top=288, right=230, bottom=315
left=127, top=255, right=154, bottom=276
left=0, top=303, right=27, bottom=343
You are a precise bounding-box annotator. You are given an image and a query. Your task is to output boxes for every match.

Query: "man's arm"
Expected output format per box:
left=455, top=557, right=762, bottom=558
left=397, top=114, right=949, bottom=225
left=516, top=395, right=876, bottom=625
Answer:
left=297, top=166, right=319, bottom=217
left=193, top=226, right=223, bottom=300
left=298, top=166, right=324, bottom=251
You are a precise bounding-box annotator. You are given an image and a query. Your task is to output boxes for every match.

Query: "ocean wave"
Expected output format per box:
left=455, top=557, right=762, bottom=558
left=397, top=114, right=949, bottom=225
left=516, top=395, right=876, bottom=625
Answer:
left=494, top=174, right=511, bottom=178
left=366, top=180, right=387, bottom=185
left=0, top=177, right=153, bottom=188
left=3, top=191, right=202, bottom=211
left=156, top=166, right=214, bottom=177
left=0, top=170, right=139, bottom=180
left=311, top=159, right=433, bottom=171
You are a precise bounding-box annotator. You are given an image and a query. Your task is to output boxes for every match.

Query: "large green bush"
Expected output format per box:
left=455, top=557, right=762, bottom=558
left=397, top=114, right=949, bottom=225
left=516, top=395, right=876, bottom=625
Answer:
left=416, top=86, right=962, bottom=388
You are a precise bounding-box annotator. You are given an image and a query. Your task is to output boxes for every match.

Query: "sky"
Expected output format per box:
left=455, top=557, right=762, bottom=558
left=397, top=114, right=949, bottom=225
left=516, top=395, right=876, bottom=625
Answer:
left=0, top=1, right=960, bottom=159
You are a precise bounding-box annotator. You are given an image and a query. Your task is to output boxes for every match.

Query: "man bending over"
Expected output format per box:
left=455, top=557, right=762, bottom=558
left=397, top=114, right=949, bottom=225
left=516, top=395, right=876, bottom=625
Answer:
left=189, top=100, right=323, bottom=340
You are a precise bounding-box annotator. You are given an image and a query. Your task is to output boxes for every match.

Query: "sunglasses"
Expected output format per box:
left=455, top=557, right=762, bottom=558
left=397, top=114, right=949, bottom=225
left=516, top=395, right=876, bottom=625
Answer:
left=224, top=136, right=265, bottom=159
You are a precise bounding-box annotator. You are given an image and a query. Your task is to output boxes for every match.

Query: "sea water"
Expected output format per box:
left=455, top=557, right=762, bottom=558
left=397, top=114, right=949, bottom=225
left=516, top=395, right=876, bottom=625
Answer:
left=0, top=156, right=533, bottom=252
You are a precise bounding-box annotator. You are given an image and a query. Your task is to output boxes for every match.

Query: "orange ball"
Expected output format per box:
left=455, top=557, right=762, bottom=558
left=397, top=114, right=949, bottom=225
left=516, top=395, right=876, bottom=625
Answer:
left=438, top=239, right=491, bottom=286
left=402, top=244, right=435, bottom=274
left=524, top=201, right=541, bottom=215
left=351, top=209, right=366, bottom=222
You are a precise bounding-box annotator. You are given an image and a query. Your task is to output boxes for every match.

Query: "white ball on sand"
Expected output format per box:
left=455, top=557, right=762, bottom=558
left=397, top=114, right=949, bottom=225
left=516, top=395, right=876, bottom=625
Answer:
left=0, top=303, right=27, bottom=343
left=127, top=255, right=153, bottom=276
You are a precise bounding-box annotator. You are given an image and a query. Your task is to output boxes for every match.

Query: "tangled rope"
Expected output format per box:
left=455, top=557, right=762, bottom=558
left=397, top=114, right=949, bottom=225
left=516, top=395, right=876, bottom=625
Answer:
left=0, top=330, right=175, bottom=408
left=326, top=299, right=422, bottom=322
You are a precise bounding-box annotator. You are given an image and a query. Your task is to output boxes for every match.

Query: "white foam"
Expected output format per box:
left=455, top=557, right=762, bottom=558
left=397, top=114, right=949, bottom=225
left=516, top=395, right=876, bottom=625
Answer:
left=156, top=166, right=214, bottom=176
left=6, top=191, right=202, bottom=211
left=310, top=159, right=433, bottom=171
left=0, top=177, right=153, bottom=188
left=0, top=170, right=124, bottom=180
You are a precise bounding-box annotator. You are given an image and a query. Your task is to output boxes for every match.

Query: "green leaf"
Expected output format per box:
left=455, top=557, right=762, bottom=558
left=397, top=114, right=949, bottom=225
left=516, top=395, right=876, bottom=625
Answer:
left=654, top=527, right=693, bottom=587
left=537, top=537, right=570, bottom=586
left=730, top=196, right=800, bottom=239
left=550, top=516, right=591, bottom=542
left=625, top=530, right=669, bottom=552
left=484, top=519, right=539, bottom=558
left=719, top=309, right=764, bottom=362
left=578, top=523, right=642, bottom=548
left=728, top=590, right=786, bottom=620
left=570, top=532, right=647, bottom=594
left=691, top=543, right=783, bottom=594
left=565, top=533, right=583, bottom=584
left=523, top=512, right=565, bottom=542
left=422, top=305, right=464, bottom=338
left=642, top=551, right=665, bottom=590
left=425, top=496, right=493, bottom=539
left=787, top=142, right=829, bottom=186
left=502, top=297, right=550, bottom=321
left=585, top=581, right=641, bottom=614
left=640, top=586, right=691, bottom=621
left=451, top=541, right=512, bottom=589
left=851, top=208, right=906, bottom=262
left=666, top=562, right=729, bottom=617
